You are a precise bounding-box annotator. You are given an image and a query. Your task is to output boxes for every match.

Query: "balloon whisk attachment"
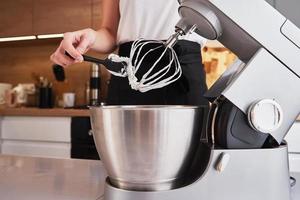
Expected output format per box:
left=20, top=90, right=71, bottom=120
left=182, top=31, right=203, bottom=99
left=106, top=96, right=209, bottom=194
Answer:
left=165, top=29, right=185, bottom=48
left=109, top=39, right=182, bottom=92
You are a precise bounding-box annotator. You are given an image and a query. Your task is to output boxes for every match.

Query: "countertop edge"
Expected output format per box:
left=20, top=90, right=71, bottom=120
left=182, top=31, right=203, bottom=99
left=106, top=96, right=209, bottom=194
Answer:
left=0, top=107, right=90, bottom=117
left=0, top=107, right=299, bottom=121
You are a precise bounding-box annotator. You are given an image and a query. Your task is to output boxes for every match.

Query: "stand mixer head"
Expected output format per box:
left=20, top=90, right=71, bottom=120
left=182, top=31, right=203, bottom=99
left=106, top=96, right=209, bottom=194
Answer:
left=171, top=0, right=300, bottom=149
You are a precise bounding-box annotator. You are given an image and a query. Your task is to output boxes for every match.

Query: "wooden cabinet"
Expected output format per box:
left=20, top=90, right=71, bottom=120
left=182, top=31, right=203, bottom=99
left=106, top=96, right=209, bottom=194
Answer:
left=0, top=0, right=100, bottom=37
left=0, top=116, right=71, bottom=158
left=33, top=0, right=92, bottom=35
left=0, top=0, right=33, bottom=37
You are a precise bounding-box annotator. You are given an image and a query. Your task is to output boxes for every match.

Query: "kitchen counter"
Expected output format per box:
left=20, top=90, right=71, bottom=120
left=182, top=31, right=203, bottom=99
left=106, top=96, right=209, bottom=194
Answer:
left=0, top=107, right=90, bottom=117
left=0, top=107, right=299, bottom=121
left=0, top=154, right=299, bottom=200
left=0, top=155, right=106, bottom=200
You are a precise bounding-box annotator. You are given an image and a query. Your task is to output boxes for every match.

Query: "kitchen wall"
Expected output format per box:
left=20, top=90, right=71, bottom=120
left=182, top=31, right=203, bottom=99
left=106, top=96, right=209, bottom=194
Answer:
left=0, top=39, right=110, bottom=106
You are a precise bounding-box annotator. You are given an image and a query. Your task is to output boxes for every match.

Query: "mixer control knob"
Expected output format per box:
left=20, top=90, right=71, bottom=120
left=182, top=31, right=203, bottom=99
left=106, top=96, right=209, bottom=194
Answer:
left=247, top=99, right=283, bottom=134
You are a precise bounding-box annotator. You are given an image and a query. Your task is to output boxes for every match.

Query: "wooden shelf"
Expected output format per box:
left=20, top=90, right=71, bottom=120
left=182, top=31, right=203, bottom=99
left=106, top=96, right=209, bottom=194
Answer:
left=0, top=107, right=90, bottom=117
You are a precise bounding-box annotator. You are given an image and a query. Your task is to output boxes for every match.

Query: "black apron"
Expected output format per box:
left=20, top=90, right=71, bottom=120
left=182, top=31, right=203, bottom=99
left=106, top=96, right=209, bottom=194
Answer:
left=106, top=40, right=208, bottom=106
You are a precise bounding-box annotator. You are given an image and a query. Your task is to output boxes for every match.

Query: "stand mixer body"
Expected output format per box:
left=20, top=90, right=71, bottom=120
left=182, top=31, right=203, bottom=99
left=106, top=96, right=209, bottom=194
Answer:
left=104, top=144, right=291, bottom=200
left=176, top=0, right=300, bottom=148
left=91, top=0, right=300, bottom=199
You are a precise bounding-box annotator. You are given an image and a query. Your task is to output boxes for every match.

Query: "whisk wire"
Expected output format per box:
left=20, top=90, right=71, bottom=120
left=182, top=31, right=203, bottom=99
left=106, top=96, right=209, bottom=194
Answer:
left=144, top=49, right=182, bottom=89
left=108, top=39, right=182, bottom=92
left=140, top=45, right=169, bottom=81
left=142, top=51, right=175, bottom=84
left=133, top=41, right=163, bottom=73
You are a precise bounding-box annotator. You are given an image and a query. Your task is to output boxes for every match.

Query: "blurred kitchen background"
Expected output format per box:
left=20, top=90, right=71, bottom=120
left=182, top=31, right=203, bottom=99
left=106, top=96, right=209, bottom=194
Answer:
left=1, top=0, right=299, bottom=108
left=0, top=0, right=300, bottom=164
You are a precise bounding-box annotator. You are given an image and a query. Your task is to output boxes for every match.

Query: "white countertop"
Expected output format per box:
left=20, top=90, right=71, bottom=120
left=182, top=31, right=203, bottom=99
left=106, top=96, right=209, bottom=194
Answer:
left=0, top=154, right=299, bottom=200
left=0, top=155, right=106, bottom=200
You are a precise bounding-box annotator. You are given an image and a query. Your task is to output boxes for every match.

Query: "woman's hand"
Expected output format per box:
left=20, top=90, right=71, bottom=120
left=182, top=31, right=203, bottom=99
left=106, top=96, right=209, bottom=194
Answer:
left=50, top=0, right=120, bottom=67
left=50, top=28, right=97, bottom=67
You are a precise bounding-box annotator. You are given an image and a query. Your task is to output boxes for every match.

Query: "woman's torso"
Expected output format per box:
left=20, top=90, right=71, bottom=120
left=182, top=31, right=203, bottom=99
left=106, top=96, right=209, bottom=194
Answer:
left=117, top=0, right=206, bottom=46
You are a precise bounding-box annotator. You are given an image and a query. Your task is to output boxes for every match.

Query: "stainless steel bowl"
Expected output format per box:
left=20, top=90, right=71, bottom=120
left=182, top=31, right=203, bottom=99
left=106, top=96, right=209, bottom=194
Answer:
left=90, top=105, right=203, bottom=191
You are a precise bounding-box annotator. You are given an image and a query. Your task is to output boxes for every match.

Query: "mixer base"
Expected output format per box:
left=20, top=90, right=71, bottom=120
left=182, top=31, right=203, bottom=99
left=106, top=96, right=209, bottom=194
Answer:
left=103, top=145, right=291, bottom=200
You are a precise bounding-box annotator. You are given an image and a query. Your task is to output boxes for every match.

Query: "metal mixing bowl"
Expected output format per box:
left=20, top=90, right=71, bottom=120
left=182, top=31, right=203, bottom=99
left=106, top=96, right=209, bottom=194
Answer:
left=90, top=105, right=203, bottom=191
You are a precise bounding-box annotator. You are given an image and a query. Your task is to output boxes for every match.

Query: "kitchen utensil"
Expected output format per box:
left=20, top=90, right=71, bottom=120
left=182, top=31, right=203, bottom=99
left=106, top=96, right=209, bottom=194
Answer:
left=13, top=84, right=35, bottom=106
left=4, top=84, right=36, bottom=107
left=52, top=64, right=65, bottom=82
left=0, top=83, right=12, bottom=105
left=38, top=80, right=53, bottom=108
left=66, top=38, right=182, bottom=93
left=63, top=92, right=76, bottom=108
left=90, top=105, right=203, bottom=191
left=65, top=51, right=127, bottom=75
left=90, top=63, right=101, bottom=106
left=108, top=39, right=182, bottom=92
left=38, top=76, right=50, bottom=88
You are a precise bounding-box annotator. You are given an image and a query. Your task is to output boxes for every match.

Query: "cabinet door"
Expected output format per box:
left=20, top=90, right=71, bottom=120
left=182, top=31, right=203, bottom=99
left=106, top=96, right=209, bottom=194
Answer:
left=1, top=140, right=71, bottom=159
left=1, top=116, right=71, bottom=142
left=33, top=0, right=92, bottom=35
left=0, top=0, right=33, bottom=37
left=1, top=116, right=71, bottom=158
left=276, top=0, right=300, bottom=28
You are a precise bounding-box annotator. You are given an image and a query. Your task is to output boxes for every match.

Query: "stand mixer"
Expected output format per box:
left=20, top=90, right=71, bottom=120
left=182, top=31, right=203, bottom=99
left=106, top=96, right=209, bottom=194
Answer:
left=90, top=0, right=300, bottom=199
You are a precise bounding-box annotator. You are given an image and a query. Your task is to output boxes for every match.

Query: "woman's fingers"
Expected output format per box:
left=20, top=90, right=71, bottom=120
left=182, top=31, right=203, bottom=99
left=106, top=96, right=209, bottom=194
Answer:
left=76, top=35, right=91, bottom=55
left=50, top=52, right=73, bottom=67
left=63, top=32, right=83, bottom=61
left=50, top=43, right=77, bottom=67
left=74, top=28, right=96, bottom=54
left=50, top=28, right=96, bottom=66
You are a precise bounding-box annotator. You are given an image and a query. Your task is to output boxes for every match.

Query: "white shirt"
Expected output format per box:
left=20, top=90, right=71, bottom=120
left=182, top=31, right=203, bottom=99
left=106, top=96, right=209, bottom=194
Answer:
left=117, top=0, right=207, bottom=46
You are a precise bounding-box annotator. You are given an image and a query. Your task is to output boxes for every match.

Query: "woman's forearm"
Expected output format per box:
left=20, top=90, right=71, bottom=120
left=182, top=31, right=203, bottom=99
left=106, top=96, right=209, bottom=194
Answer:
left=91, top=28, right=118, bottom=53
left=92, top=0, right=120, bottom=54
